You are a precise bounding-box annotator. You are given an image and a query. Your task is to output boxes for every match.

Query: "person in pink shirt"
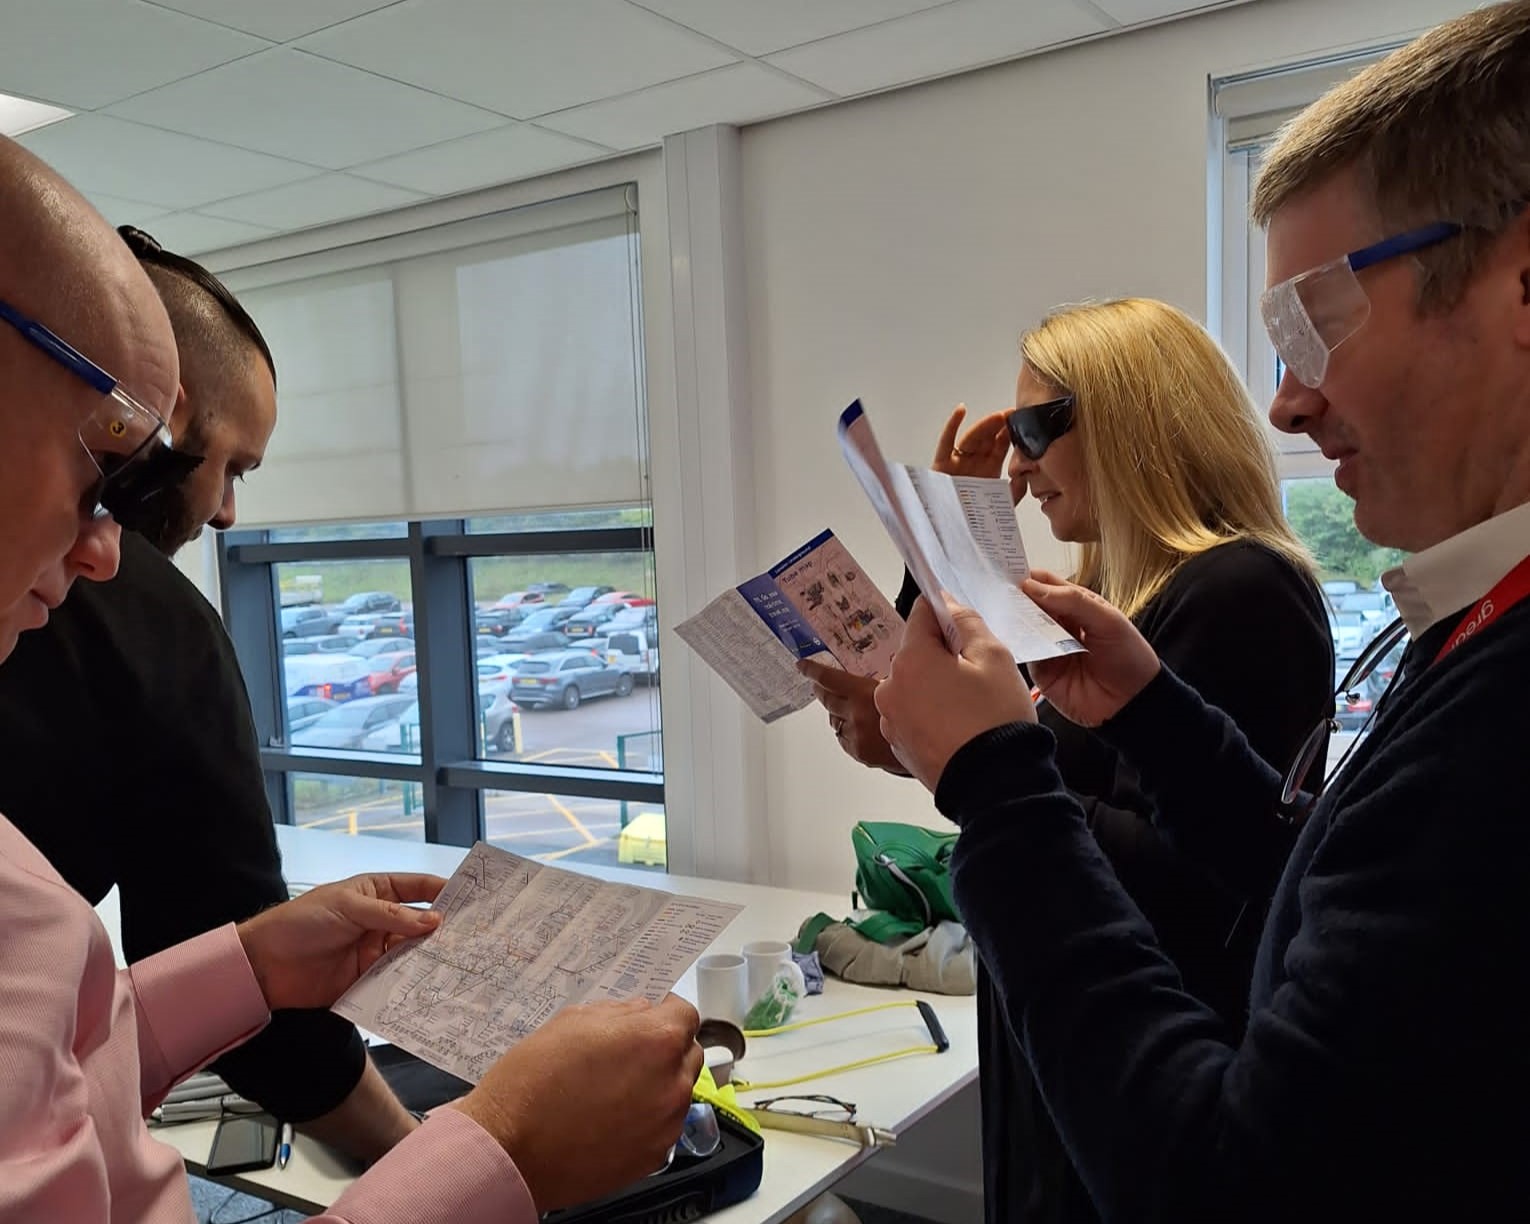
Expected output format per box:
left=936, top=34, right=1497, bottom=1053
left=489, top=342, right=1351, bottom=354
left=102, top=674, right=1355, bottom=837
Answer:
left=0, top=134, right=703, bottom=1224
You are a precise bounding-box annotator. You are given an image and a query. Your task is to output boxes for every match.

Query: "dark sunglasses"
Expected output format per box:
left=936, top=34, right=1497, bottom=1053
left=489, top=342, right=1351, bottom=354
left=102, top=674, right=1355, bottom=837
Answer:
left=1006, top=395, right=1076, bottom=460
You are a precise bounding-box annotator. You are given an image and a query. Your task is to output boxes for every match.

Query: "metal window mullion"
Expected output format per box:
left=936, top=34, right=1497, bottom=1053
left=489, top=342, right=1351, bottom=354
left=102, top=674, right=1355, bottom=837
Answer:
left=220, top=528, right=291, bottom=825
left=410, top=520, right=479, bottom=846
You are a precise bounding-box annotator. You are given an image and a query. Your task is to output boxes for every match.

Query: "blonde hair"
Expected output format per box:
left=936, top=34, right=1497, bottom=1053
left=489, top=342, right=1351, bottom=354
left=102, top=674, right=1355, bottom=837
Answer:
left=1019, top=298, right=1312, bottom=619
left=1252, top=1, right=1530, bottom=311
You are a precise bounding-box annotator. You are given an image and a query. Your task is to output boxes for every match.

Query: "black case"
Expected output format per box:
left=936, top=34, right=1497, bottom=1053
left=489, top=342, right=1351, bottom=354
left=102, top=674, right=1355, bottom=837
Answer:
left=374, top=1043, right=764, bottom=1224
left=542, top=1113, right=764, bottom=1224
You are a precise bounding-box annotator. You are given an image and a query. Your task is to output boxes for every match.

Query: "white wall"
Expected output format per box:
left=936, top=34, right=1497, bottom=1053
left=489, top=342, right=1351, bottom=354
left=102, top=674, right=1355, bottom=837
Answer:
left=737, top=0, right=1469, bottom=894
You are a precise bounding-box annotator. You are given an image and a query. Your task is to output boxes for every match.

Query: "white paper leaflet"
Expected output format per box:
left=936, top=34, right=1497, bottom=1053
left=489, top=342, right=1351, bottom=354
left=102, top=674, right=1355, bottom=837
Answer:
left=837, top=400, right=1083, bottom=663
left=334, top=842, right=741, bottom=1084
left=675, top=529, right=902, bottom=723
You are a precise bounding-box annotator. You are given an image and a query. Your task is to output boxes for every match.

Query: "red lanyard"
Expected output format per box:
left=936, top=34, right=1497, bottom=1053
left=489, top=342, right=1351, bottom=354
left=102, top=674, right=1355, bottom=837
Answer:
left=1434, top=553, right=1530, bottom=664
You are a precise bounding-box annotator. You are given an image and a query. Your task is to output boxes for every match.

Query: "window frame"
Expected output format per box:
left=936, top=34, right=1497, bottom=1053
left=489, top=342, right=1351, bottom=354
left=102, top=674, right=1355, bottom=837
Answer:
left=221, top=518, right=664, bottom=848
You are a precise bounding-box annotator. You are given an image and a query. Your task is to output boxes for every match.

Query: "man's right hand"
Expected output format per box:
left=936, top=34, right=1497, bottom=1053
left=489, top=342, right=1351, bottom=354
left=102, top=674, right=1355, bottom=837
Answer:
left=798, top=658, right=908, bottom=775
left=1023, top=572, right=1161, bottom=727
left=454, top=995, right=702, bottom=1211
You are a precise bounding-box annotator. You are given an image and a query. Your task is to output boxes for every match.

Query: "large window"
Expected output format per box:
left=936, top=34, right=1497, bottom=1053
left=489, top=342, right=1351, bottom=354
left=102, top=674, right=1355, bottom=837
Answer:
left=218, top=187, right=666, bottom=870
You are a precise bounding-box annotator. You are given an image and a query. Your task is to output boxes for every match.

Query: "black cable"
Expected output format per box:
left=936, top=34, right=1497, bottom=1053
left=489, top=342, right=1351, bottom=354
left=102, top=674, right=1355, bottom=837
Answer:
left=207, top=1186, right=283, bottom=1224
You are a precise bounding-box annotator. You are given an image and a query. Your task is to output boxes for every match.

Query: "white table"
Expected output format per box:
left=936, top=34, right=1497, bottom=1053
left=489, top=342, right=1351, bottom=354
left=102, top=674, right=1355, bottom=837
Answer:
left=152, top=825, right=979, bottom=1222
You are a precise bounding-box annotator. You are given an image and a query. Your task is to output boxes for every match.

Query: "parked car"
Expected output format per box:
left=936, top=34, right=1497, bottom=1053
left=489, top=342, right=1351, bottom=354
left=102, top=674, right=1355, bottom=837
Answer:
left=347, top=636, right=415, bottom=659
left=361, top=688, right=523, bottom=754
left=605, top=604, right=658, bottom=634
left=364, top=650, right=417, bottom=695
left=512, top=606, right=580, bottom=634
left=280, top=605, right=338, bottom=638
left=561, top=603, right=624, bottom=638
left=284, top=655, right=372, bottom=703
left=511, top=650, right=634, bottom=710
left=1327, top=609, right=1372, bottom=660
left=284, top=696, right=338, bottom=734
left=292, top=693, right=417, bottom=750
left=367, top=613, right=414, bottom=640
left=1333, top=661, right=1374, bottom=731
left=600, top=627, right=659, bottom=682
left=558, top=585, right=615, bottom=611
left=337, top=613, right=388, bottom=640
left=338, top=591, right=402, bottom=615
left=500, top=627, right=572, bottom=654
left=281, top=638, right=322, bottom=656
left=525, top=581, right=570, bottom=597
left=494, top=590, right=546, bottom=610
left=592, top=590, right=655, bottom=607
left=475, top=607, right=526, bottom=637
left=310, top=633, right=362, bottom=654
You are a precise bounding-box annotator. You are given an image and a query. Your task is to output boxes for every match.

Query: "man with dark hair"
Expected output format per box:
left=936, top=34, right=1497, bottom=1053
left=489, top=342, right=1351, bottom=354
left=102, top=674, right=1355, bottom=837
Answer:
left=0, top=226, right=420, bottom=1163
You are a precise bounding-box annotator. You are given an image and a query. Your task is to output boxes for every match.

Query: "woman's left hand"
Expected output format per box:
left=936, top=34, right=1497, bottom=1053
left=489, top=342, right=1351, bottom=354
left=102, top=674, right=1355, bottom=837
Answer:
left=932, top=404, right=1011, bottom=478
left=237, top=873, right=446, bottom=1011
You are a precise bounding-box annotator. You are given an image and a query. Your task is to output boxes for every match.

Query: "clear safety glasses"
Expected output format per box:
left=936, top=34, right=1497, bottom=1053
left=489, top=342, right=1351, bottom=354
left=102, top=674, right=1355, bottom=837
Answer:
left=1259, top=221, right=1462, bottom=389
left=0, top=297, right=174, bottom=518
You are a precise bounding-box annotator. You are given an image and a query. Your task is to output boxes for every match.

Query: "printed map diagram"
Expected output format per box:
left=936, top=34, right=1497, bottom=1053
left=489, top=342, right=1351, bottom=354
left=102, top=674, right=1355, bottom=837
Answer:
left=334, top=842, right=741, bottom=1084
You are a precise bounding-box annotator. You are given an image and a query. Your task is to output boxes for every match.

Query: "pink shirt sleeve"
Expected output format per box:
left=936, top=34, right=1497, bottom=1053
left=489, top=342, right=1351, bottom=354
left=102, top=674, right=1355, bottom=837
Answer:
left=128, top=923, right=270, bottom=1109
left=317, top=1109, right=538, bottom=1224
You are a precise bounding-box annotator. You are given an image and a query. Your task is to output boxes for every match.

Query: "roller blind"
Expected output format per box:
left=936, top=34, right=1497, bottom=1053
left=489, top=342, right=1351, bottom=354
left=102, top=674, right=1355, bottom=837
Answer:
left=1213, top=45, right=1401, bottom=152
left=223, top=186, right=645, bottom=526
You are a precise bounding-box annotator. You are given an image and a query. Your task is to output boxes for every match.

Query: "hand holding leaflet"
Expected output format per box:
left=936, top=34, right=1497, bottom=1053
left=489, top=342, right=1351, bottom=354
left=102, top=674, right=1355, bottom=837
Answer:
left=676, top=530, right=903, bottom=722
left=837, top=400, right=1082, bottom=663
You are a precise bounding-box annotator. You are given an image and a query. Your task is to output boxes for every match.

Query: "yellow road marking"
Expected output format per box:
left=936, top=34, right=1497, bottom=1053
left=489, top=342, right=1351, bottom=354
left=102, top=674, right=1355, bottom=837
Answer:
left=548, top=795, right=597, bottom=845
left=483, top=822, right=620, bottom=838
left=598, top=750, right=617, bottom=767
left=349, top=818, right=426, bottom=834
left=536, top=837, right=612, bottom=862
left=348, top=810, right=357, bottom=836
left=298, top=813, right=353, bottom=830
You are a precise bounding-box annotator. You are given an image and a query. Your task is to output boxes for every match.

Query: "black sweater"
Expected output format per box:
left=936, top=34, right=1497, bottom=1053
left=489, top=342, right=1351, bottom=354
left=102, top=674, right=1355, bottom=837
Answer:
left=899, top=542, right=1331, bottom=1223
left=0, top=531, right=366, bottom=1122
left=936, top=597, right=1530, bottom=1222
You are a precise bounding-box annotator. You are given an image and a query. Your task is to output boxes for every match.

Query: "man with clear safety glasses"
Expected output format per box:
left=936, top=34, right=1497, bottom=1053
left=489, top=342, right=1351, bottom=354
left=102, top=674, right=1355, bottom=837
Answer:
left=0, top=136, right=704, bottom=1223
left=872, top=4, right=1530, bottom=1219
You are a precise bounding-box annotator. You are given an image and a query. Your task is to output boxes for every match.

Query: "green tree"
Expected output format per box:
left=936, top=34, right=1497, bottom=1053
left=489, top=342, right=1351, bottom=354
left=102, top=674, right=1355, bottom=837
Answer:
left=1284, top=480, right=1405, bottom=587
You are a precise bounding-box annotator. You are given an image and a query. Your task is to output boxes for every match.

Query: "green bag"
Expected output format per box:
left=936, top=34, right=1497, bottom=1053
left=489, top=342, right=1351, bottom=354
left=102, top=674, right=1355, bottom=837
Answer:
left=849, top=821, right=960, bottom=944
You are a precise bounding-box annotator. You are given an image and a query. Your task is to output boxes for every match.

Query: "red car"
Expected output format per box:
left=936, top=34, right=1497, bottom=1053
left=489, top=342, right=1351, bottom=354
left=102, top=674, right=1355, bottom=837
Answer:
left=592, top=590, right=656, bottom=607
left=365, top=651, right=417, bottom=695
left=494, top=591, right=547, bottom=610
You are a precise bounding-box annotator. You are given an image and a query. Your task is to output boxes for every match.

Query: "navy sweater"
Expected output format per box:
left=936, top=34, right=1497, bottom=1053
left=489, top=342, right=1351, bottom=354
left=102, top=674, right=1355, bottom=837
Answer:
left=936, top=598, right=1530, bottom=1222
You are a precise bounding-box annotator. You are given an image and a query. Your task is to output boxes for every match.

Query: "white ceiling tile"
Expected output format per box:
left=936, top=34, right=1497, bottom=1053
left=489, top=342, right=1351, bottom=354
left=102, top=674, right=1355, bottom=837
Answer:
left=104, top=48, right=507, bottom=170
left=143, top=0, right=406, bottom=42
left=139, top=211, right=278, bottom=255
left=297, top=0, right=737, bottom=119
left=199, top=173, right=428, bottom=230
left=631, top=0, right=952, bottom=57
left=84, top=192, right=172, bottom=227
left=0, top=0, right=268, bottom=110
left=1088, top=0, right=1251, bottom=24
left=349, top=124, right=614, bottom=195
left=17, top=114, right=323, bottom=210
left=539, top=63, right=831, bottom=151
left=766, top=0, right=1109, bottom=96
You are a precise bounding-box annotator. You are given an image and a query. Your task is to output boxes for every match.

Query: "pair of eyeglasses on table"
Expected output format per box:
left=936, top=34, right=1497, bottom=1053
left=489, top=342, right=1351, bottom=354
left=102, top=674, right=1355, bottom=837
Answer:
left=747, top=1094, right=896, bottom=1149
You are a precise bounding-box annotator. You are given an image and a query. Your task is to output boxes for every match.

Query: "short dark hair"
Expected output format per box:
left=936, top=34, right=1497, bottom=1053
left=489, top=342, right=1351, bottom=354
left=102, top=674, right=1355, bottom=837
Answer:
left=117, top=224, right=276, bottom=389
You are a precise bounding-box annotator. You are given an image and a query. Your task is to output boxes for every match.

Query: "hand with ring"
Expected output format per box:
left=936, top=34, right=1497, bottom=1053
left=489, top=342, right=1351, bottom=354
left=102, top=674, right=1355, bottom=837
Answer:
left=933, top=403, right=1011, bottom=478
left=798, top=659, right=908, bottom=775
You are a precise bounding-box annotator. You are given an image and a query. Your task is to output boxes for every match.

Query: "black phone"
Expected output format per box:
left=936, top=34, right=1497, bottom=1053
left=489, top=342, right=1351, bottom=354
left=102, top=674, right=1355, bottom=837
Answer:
left=206, top=1113, right=280, bottom=1175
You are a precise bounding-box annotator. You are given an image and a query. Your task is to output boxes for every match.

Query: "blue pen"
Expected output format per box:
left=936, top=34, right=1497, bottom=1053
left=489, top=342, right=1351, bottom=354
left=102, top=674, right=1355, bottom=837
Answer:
left=278, top=1122, right=293, bottom=1170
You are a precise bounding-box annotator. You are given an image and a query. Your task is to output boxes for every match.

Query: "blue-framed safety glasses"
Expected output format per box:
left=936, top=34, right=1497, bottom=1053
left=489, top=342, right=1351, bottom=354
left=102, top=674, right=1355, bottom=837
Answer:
left=1259, top=221, right=1462, bottom=389
left=0, top=297, right=175, bottom=518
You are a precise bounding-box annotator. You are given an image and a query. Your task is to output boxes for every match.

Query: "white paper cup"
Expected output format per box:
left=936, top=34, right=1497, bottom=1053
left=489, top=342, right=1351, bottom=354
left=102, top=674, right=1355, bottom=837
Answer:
left=743, top=939, right=793, bottom=1004
left=696, top=953, right=749, bottom=1026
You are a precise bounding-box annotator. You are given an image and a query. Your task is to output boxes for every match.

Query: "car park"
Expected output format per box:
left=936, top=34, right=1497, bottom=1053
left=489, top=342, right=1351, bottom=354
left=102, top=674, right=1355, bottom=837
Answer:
left=510, top=650, right=634, bottom=710
left=337, top=613, right=388, bottom=639
left=525, top=581, right=570, bottom=597
left=605, top=605, right=657, bottom=634
left=362, top=612, right=413, bottom=641
left=347, top=636, right=415, bottom=659
left=292, top=693, right=417, bottom=750
left=592, top=590, right=654, bottom=607
left=361, top=687, right=523, bottom=754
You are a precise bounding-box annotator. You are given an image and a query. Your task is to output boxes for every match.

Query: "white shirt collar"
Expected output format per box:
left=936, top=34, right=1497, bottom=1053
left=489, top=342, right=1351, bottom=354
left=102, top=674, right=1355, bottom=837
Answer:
left=1382, top=500, right=1530, bottom=637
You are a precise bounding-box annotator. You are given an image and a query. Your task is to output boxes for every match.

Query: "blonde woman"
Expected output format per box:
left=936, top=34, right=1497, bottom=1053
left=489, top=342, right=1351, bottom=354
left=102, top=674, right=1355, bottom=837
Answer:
left=803, top=298, right=1332, bottom=1224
